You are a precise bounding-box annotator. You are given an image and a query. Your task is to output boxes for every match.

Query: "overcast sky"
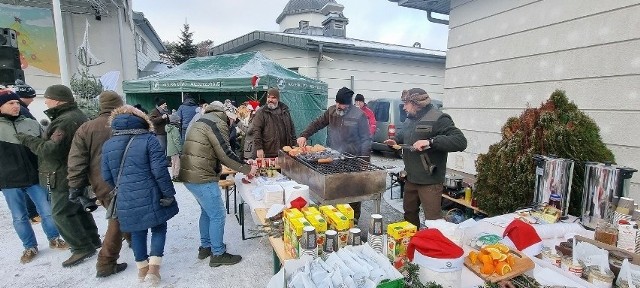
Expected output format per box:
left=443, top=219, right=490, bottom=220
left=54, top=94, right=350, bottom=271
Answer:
left=132, top=0, right=449, bottom=51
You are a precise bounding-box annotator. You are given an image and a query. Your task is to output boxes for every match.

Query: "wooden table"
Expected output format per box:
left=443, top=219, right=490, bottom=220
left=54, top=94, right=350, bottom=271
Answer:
left=441, top=193, right=487, bottom=215
left=255, top=208, right=291, bottom=274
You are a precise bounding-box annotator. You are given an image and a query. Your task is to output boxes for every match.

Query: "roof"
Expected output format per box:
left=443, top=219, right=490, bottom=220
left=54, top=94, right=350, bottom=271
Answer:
left=387, top=0, right=451, bottom=15
left=123, top=51, right=327, bottom=93
left=276, top=0, right=336, bottom=24
left=209, top=31, right=445, bottom=63
left=133, top=11, right=166, bottom=53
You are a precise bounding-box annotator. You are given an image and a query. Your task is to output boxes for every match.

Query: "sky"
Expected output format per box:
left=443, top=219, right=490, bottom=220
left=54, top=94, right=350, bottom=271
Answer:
left=131, top=0, right=449, bottom=51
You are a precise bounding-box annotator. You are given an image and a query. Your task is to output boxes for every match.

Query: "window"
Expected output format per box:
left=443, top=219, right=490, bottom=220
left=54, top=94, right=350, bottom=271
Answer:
left=288, top=67, right=299, bottom=73
left=399, top=104, right=407, bottom=123
left=141, top=37, right=148, bottom=55
left=334, top=23, right=344, bottom=30
left=299, top=20, right=309, bottom=29
left=372, top=101, right=390, bottom=122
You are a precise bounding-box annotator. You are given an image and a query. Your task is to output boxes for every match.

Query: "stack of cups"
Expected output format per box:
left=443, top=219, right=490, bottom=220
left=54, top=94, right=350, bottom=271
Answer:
left=368, top=214, right=384, bottom=254
left=323, top=230, right=339, bottom=259
left=348, top=228, right=362, bottom=246
left=300, top=226, right=317, bottom=259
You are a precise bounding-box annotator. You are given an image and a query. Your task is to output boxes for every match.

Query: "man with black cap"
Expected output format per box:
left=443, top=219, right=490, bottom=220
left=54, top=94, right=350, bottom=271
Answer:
left=0, top=89, right=68, bottom=264
left=297, top=87, right=372, bottom=221
left=354, top=93, right=376, bottom=136
left=384, top=88, right=467, bottom=227
left=12, top=80, right=40, bottom=223
left=14, top=79, right=37, bottom=120
left=16, top=84, right=101, bottom=267
left=67, top=91, right=127, bottom=277
left=252, top=87, right=296, bottom=158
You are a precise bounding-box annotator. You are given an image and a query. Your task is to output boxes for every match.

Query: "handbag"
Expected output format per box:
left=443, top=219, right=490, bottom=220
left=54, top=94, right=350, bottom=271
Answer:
left=105, top=136, right=136, bottom=219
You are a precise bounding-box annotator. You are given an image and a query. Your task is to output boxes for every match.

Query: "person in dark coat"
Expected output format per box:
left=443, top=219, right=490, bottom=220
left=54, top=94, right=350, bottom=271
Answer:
left=251, top=88, right=296, bottom=158
left=67, top=91, right=127, bottom=277
left=297, top=87, right=372, bottom=222
left=384, top=88, right=467, bottom=227
left=17, top=84, right=101, bottom=268
left=176, top=94, right=198, bottom=144
left=101, top=105, right=178, bottom=285
left=149, top=97, right=170, bottom=156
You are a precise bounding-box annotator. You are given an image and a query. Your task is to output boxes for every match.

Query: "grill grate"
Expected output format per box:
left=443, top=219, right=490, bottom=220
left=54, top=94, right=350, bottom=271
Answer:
left=297, top=156, right=383, bottom=175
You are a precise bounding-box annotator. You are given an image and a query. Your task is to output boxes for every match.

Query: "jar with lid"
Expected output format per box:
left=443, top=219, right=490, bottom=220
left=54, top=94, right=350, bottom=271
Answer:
left=609, top=250, right=634, bottom=279
left=594, top=223, right=618, bottom=246
left=549, top=193, right=562, bottom=210
left=585, top=265, right=614, bottom=287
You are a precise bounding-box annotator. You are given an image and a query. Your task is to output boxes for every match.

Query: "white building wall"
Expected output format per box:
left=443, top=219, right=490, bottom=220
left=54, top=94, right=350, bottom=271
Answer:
left=242, top=42, right=445, bottom=103
left=135, top=29, right=162, bottom=72
left=279, top=13, right=327, bottom=31
left=446, top=0, right=640, bottom=198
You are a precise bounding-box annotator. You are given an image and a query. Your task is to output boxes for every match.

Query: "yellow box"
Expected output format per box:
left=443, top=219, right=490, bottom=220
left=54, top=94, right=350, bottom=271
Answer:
left=327, top=212, right=350, bottom=248
left=387, top=221, right=417, bottom=240
left=319, top=205, right=339, bottom=218
left=386, top=221, right=417, bottom=263
left=336, top=204, right=355, bottom=228
left=301, top=206, right=321, bottom=217
left=290, top=217, right=312, bottom=258
left=283, top=208, right=304, bottom=256
left=305, top=214, right=327, bottom=256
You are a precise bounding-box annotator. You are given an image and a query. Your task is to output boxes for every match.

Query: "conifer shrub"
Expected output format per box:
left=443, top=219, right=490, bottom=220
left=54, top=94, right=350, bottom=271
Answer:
left=474, top=90, right=615, bottom=216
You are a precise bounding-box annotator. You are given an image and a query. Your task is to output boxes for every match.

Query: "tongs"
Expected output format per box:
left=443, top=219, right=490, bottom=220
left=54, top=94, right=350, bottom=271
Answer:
left=391, top=144, right=418, bottom=151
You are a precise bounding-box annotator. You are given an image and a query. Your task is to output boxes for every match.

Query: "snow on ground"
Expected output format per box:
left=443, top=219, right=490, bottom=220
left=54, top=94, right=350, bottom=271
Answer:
left=0, top=154, right=404, bottom=287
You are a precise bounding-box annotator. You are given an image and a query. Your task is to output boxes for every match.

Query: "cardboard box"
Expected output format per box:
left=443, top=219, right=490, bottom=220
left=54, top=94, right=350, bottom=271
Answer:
left=336, top=204, right=355, bottom=228
left=387, top=221, right=417, bottom=263
left=283, top=209, right=304, bottom=256
left=305, top=214, right=328, bottom=256
left=326, top=211, right=350, bottom=248
left=290, top=217, right=312, bottom=258
left=301, top=206, right=321, bottom=217
left=319, top=205, right=339, bottom=218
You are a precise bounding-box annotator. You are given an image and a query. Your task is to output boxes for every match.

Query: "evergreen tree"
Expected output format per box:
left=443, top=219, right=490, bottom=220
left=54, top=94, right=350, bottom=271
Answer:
left=171, top=23, right=197, bottom=65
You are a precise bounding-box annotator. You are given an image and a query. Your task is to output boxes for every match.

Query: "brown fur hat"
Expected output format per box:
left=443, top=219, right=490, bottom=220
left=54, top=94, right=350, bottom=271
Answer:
left=108, top=104, right=155, bottom=133
left=401, top=88, right=431, bottom=108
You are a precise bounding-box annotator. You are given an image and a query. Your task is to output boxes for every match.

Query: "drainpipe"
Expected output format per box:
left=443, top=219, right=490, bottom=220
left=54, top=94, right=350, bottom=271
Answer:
left=116, top=6, right=128, bottom=89
left=316, top=43, right=323, bottom=80
left=427, top=11, right=449, bottom=25
left=52, top=0, right=70, bottom=86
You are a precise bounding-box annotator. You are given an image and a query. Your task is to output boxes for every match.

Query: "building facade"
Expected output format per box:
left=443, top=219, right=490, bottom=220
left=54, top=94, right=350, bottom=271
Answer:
left=391, top=0, right=640, bottom=198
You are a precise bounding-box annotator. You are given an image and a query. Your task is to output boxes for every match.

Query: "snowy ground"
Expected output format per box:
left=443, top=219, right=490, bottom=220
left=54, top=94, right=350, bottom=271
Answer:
left=0, top=154, right=404, bottom=288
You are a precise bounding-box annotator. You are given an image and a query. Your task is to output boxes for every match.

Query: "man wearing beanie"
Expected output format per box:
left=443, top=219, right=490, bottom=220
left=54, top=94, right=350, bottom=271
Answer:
left=384, top=88, right=467, bottom=227
left=14, top=80, right=37, bottom=120
left=354, top=93, right=376, bottom=136
left=251, top=87, right=296, bottom=158
left=16, top=84, right=101, bottom=267
left=0, top=89, right=68, bottom=264
left=67, top=91, right=128, bottom=276
left=297, top=87, right=372, bottom=221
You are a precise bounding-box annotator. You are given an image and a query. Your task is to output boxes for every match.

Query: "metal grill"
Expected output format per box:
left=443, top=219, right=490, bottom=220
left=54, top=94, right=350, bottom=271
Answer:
left=298, top=156, right=382, bottom=174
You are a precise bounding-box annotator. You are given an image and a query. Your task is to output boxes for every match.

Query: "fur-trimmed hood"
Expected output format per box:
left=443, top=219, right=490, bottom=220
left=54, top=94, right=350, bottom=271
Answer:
left=109, top=105, right=155, bottom=132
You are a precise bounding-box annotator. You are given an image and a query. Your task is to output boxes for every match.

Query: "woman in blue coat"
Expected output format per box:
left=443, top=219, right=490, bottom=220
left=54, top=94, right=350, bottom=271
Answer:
left=101, top=105, right=178, bottom=285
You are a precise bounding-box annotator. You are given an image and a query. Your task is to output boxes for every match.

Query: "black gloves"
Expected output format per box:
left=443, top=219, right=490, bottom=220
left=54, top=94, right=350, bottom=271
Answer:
left=159, top=196, right=175, bottom=207
left=69, top=187, right=86, bottom=203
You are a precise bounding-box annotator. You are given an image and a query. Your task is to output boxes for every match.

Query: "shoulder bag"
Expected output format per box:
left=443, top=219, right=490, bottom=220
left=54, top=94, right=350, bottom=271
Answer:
left=105, top=136, right=136, bottom=219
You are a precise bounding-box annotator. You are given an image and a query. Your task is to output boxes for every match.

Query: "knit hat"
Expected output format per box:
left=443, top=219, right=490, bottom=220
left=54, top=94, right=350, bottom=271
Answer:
left=15, top=83, right=36, bottom=98
left=44, top=84, right=75, bottom=103
left=155, top=97, right=167, bottom=106
left=401, top=88, right=431, bottom=108
left=501, top=219, right=543, bottom=257
left=354, top=93, right=365, bottom=102
left=408, top=229, right=465, bottom=272
left=99, top=90, right=124, bottom=112
left=335, top=87, right=354, bottom=105
left=0, top=89, right=21, bottom=108
left=267, top=88, right=280, bottom=100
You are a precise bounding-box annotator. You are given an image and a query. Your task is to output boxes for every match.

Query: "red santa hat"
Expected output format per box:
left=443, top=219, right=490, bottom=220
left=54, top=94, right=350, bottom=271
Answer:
left=407, top=229, right=465, bottom=272
left=247, top=100, right=260, bottom=111
left=501, top=219, right=543, bottom=257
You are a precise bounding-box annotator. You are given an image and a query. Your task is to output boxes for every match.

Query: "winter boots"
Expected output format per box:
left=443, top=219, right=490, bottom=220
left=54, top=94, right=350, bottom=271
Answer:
left=198, top=246, right=212, bottom=260
left=136, top=260, right=149, bottom=282
left=145, top=256, right=162, bottom=285
left=20, top=247, right=38, bottom=264
left=96, top=263, right=128, bottom=278
left=62, top=249, right=96, bottom=267
left=209, top=252, right=242, bottom=267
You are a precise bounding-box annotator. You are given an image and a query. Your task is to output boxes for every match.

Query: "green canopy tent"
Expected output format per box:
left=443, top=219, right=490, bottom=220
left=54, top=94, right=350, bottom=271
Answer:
left=123, top=51, right=328, bottom=144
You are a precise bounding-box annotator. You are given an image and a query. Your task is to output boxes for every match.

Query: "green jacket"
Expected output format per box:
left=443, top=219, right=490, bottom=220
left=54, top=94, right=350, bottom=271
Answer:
left=166, top=124, right=182, bottom=157
left=0, top=115, right=42, bottom=189
left=17, top=102, right=89, bottom=192
left=179, top=105, right=251, bottom=183
left=396, top=104, right=467, bottom=185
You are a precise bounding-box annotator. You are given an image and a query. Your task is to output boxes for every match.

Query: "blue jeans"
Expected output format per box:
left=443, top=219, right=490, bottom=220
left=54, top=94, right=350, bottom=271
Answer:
left=184, top=181, right=227, bottom=256
left=130, top=222, right=167, bottom=262
left=2, top=185, right=60, bottom=249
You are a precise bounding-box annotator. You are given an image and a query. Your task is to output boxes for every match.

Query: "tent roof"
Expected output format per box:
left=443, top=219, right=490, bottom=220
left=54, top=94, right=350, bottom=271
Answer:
left=123, top=51, right=327, bottom=94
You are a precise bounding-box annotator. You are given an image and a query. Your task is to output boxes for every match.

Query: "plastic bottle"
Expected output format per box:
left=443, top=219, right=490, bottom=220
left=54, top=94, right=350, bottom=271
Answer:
left=464, top=186, right=472, bottom=203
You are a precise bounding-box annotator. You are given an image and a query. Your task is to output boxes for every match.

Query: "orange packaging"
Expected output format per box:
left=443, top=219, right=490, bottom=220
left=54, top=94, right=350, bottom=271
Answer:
left=336, top=204, right=355, bottom=228
left=386, top=221, right=417, bottom=265
left=305, top=214, right=328, bottom=256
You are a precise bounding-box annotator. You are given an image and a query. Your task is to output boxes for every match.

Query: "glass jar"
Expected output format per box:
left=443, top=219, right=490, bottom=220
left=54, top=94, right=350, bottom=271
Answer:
left=595, top=223, right=618, bottom=246
left=549, top=193, right=562, bottom=210
left=586, top=265, right=614, bottom=287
